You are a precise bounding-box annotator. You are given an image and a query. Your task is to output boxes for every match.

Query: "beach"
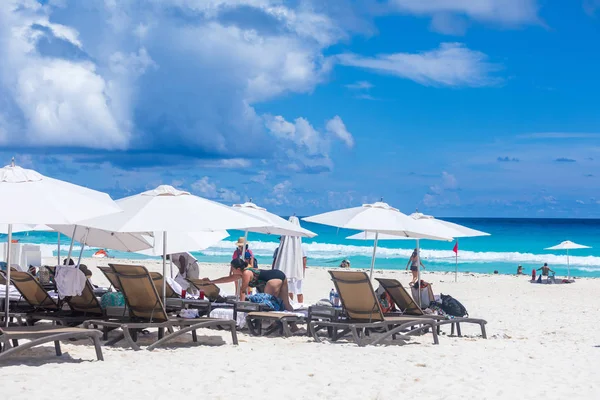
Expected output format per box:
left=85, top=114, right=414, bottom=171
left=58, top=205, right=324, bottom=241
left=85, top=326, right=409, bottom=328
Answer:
left=1, top=258, right=599, bottom=399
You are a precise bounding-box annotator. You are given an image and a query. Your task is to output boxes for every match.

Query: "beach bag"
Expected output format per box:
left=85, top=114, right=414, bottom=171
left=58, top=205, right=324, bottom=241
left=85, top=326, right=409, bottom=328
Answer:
left=439, top=294, right=468, bottom=317
left=246, top=293, right=284, bottom=311
left=100, top=291, right=125, bottom=309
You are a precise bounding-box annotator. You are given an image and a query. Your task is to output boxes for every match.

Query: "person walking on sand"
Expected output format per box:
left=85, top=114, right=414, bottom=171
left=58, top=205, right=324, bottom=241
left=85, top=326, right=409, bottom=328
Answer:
left=406, top=249, right=425, bottom=284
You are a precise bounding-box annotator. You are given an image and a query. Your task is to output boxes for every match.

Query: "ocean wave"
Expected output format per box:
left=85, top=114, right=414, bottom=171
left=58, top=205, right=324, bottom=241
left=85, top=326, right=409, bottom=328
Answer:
left=202, top=240, right=600, bottom=268
left=19, top=239, right=600, bottom=270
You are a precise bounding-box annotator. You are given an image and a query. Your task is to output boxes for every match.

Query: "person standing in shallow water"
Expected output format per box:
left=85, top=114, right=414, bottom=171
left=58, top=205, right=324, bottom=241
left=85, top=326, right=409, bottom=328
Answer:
left=406, top=249, right=425, bottom=284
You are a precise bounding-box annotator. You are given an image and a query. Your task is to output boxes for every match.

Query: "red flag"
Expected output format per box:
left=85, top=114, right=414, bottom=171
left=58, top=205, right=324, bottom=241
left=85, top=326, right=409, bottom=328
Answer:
left=452, top=241, right=458, bottom=254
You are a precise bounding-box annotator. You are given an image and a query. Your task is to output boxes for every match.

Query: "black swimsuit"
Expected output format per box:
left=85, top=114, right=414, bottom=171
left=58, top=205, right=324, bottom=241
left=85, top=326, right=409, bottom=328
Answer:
left=247, top=268, right=286, bottom=288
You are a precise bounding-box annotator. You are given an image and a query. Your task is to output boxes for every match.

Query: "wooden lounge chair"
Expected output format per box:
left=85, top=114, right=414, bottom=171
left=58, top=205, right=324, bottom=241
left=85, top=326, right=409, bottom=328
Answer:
left=151, top=273, right=211, bottom=315
left=186, top=278, right=221, bottom=301
left=0, top=270, right=111, bottom=326
left=309, top=271, right=439, bottom=347
left=83, top=264, right=238, bottom=351
left=0, top=325, right=104, bottom=361
left=98, top=266, right=121, bottom=291
left=375, top=278, right=487, bottom=338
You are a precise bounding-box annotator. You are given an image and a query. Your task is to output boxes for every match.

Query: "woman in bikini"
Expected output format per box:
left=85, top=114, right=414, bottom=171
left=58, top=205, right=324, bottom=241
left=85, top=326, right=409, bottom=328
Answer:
left=406, top=249, right=425, bottom=284
left=207, top=258, right=294, bottom=311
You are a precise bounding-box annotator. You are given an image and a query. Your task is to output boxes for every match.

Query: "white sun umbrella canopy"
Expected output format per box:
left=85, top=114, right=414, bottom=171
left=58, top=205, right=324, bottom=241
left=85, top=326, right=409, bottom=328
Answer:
left=545, top=240, right=591, bottom=280
left=232, top=202, right=316, bottom=238
left=50, top=224, right=154, bottom=265
left=0, top=160, right=122, bottom=326
left=409, top=212, right=489, bottom=282
left=71, top=185, right=268, bottom=302
left=303, top=202, right=450, bottom=278
left=136, top=230, right=229, bottom=256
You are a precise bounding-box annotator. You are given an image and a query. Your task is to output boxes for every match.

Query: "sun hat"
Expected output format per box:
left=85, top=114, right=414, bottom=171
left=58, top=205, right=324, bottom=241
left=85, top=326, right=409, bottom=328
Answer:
left=236, top=237, right=248, bottom=246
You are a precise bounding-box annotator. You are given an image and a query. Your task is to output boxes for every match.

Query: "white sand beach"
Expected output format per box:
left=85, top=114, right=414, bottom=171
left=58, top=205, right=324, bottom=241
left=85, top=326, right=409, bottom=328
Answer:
left=2, top=258, right=600, bottom=399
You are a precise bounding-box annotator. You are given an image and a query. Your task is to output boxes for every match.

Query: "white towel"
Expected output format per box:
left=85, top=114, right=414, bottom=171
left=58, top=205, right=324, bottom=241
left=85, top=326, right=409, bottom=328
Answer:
left=54, top=265, right=86, bottom=299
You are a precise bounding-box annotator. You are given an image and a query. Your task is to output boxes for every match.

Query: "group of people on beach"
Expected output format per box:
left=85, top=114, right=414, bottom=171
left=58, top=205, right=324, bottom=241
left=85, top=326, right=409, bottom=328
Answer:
left=200, top=237, right=307, bottom=312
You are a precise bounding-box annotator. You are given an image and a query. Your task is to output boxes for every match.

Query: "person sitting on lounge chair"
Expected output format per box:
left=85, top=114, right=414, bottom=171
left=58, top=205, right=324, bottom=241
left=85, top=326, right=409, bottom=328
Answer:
left=206, top=258, right=294, bottom=311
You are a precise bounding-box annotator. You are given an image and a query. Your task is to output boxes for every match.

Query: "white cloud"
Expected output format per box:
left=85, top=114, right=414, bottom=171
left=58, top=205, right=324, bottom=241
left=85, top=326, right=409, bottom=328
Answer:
left=422, top=171, right=460, bottom=207
left=191, top=176, right=241, bottom=202
left=388, top=0, right=540, bottom=26
left=265, top=114, right=353, bottom=171
left=191, top=177, right=218, bottom=198
left=429, top=13, right=468, bottom=35
left=583, top=0, right=600, bottom=16
left=264, top=180, right=292, bottom=205
left=0, top=0, right=348, bottom=168
left=338, top=43, right=501, bottom=87
left=345, top=81, right=373, bottom=90
left=326, top=115, right=354, bottom=148
left=250, top=170, right=268, bottom=184
left=0, top=1, right=134, bottom=149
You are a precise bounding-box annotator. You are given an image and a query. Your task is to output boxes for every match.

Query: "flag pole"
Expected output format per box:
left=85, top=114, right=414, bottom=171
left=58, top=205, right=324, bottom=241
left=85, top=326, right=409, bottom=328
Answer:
left=454, top=239, right=458, bottom=283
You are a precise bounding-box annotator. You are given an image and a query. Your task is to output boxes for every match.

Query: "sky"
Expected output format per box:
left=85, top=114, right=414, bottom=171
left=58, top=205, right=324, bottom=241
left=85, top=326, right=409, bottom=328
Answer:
left=1, top=0, right=600, bottom=218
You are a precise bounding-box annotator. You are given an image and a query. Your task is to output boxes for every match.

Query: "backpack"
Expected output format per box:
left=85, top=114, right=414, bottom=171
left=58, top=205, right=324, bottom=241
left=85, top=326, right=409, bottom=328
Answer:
left=439, top=294, right=468, bottom=317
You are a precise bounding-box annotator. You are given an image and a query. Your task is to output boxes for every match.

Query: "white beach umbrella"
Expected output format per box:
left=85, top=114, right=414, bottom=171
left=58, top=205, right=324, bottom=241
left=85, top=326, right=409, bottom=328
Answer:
left=544, top=240, right=591, bottom=279
left=51, top=224, right=154, bottom=256
left=303, top=202, right=450, bottom=279
left=0, top=160, right=122, bottom=326
left=409, top=212, right=489, bottom=282
left=273, top=216, right=305, bottom=280
left=71, top=185, right=268, bottom=302
left=136, top=230, right=229, bottom=256
left=232, top=202, right=316, bottom=238
left=347, top=212, right=489, bottom=282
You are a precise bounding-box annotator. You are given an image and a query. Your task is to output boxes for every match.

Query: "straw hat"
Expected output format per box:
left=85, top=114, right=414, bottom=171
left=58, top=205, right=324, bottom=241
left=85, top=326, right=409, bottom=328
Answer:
left=236, top=237, right=248, bottom=247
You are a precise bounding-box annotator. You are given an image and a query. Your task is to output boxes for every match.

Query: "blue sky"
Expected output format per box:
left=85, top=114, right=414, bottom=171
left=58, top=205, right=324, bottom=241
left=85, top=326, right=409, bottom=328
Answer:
left=1, top=0, right=600, bottom=218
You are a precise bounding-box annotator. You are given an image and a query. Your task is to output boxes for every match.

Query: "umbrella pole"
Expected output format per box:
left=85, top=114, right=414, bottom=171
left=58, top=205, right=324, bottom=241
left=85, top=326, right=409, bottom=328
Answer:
left=57, top=232, right=61, bottom=266
left=4, top=224, right=12, bottom=327
left=76, top=228, right=90, bottom=267
left=416, top=239, right=421, bottom=309
left=162, top=231, right=167, bottom=306
left=567, top=249, right=570, bottom=280
left=66, top=226, right=78, bottom=264
left=369, top=232, right=379, bottom=280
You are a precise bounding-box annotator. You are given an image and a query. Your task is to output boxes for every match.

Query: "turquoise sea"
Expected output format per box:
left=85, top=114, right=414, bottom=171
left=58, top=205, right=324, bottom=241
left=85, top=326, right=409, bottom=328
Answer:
left=4, top=218, right=600, bottom=278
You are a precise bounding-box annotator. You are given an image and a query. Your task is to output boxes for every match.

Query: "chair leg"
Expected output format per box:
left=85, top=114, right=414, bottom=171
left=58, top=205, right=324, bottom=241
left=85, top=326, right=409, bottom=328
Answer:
left=192, top=330, right=198, bottom=342
left=91, top=335, right=104, bottom=361
left=12, top=339, right=18, bottom=347
left=481, top=323, right=487, bottom=339
left=54, top=341, right=62, bottom=356
left=456, top=323, right=462, bottom=337
left=123, top=328, right=142, bottom=351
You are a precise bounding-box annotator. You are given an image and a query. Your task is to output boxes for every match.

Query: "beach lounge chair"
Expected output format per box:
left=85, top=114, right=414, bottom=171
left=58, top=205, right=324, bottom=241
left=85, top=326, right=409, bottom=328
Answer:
left=0, top=270, right=112, bottom=326
left=245, top=311, right=306, bottom=337
left=82, top=264, right=238, bottom=351
left=375, top=278, right=487, bottom=338
left=309, top=271, right=439, bottom=347
left=98, top=266, right=121, bottom=291
left=0, top=325, right=104, bottom=361
left=151, top=273, right=211, bottom=315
